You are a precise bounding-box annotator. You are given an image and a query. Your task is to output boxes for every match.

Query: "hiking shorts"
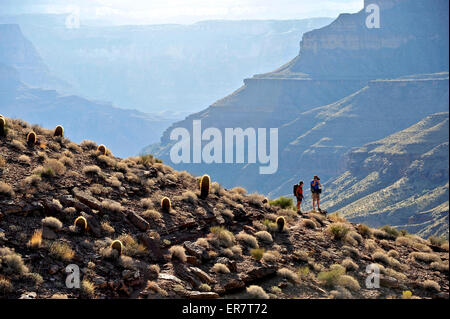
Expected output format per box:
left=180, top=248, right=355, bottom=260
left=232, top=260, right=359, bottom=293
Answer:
left=296, top=196, right=303, bottom=203
left=312, top=192, right=320, bottom=201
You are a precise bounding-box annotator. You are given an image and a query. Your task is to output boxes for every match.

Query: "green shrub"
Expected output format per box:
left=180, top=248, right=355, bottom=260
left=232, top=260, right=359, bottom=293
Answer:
left=269, top=196, right=293, bottom=209
left=327, top=223, right=351, bottom=240
left=250, top=248, right=265, bottom=261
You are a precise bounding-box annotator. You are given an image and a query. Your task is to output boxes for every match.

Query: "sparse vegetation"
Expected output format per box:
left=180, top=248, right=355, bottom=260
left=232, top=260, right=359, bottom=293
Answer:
left=169, top=245, right=187, bottom=263
left=269, top=196, right=293, bottom=209
left=247, top=285, right=269, bottom=299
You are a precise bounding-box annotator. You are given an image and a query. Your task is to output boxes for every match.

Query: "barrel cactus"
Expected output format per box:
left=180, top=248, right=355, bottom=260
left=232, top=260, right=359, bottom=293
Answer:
left=54, top=125, right=64, bottom=137
left=276, top=216, right=286, bottom=232
left=161, top=197, right=171, bottom=213
left=110, top=240, right=123, bottom=256
left=199, top=174, right=211, bottom=199
left=74, top=216, right=88, bottom=231
left=97, top=144, right=107, bottom=155
left=0, top=117, right=6, bottom=137
left=26, top=131, right=37, bottom=146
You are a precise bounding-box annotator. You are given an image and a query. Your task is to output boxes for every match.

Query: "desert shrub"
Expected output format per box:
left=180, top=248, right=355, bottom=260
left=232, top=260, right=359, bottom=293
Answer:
left=199, top=284, right=211, bottom=292
left=303, top=219, right=317, bottom=229
left=18, top=155, right=31, bottom=165
left=231, top=245, right=243, bottom=259
left=327, top=223, right=351, bottom=240
left=277, top=268, right=299, bottom=284
left=11, top=139, right=26, bottom=151
left=42, top=216, right=63, bottom=231
left=195, top=238, right=209, bottom=249
left=0, top=182, right=14, bottom=197
left=181, top=190, right=197, bottom=204
left=117, top=234, right=147, bottom=257
left=0, top=278, right=13, bottom=295
left=28, top=229, right=43, bottom=249
left=0, top=155, right=6, bottom=168
left=341, top=258, right=359, bottom=272
left=346, top=231, right=363, bottom=244
left=428, top=235, right=448, bottom=247
left=81, top=280, right=96, bottom=298
left=83, top=165, right=101, bottom=176
left=430, top=261, right=449, bottom=272
left=141, top=209, right=162, bottom=221
left=387, top=250, right=399, bottom=258
left=263, top=219, right=278, bottom=232
left=255, top=231, right=273, bottom=243
left=250, top=248, right=265, bottom=261
left=372, top=251, right=391, bottom=265
left=317, top=264, right=346, bottom=287
left=80, top=140, right=97, bottom=150
left=380, top=225, right=401, bottom=238
left=269, top=196, right=293, bottom=209
left=246, top=285, right=269, bottom=299
left=49, top=241, right=75, bottom=261
left=230, top=187, right=247, bottom=195
left=59, top=155, right=74, bottom=167
left=0, top=247, right=29, bottom=275
left=141, top=198, right=154, bottom=209
left=422, top=280, right=440, bottom=292
left=236, top=232, right=259, bottom=248
left=262, top=250, right=280, bottom=263
left=210, top=226, right=235, bottom=248
left=328, top=213, right=347, bottom=223
left=101, top=221, right=115, bottom=235
left=211, top=263, right=230, bottom=274
left=409, top=252, right=441, bottom=264
left=338, top=275, right=360, bottom=291
left=356, top=224, right=372, bottom=238
left=101, top=199, right=123, bottom=213
left=169, top=245, right=187, bottom=263
left=372, top=228, right=394, bottom=240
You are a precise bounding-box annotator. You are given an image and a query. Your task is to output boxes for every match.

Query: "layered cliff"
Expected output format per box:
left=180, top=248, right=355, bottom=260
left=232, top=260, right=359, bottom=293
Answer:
left=322, top=112, right=449, bottom=237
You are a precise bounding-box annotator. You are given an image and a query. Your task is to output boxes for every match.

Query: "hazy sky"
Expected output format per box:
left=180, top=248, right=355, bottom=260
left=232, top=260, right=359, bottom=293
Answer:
left=0, top=0, right=363, bottom=25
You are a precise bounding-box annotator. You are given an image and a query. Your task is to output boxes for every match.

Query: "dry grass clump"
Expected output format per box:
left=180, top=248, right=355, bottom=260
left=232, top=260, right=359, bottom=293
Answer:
left=371, top=228, right=394, bottom=240
left=101, top=221, right=115, bottom=235
left=97, top=155, right=116, bottom=167
left=140, top=198, right=154, bottom=209
left=422, top=280, right=440, bottom=292
left=18, top=155, right=31, bottom=165
left=80, top=140, right=97, bottom=150
left=11, top=139, right=26, bottom=151
left=42, top=216, right=63, bottom=231
left=250, top=248, right=265, bottom=261
left=337, top=275, right=360, bottom=291
left=141, top=209, right=162, bottom=221
left=409, top=252, right=441, bottom=264
left=277, top=268, right=299, bottom=284
left=387, top=250, right=399, bottom=258
left=341, top=258, right=359, bottom=272
left=246, top=193, right=266, bottom=207
left=169, top=245, right=187, bottom=263
left=117, top=234, right=147, bottom=257
left=262, top=250, right=281, bottom=263
left=430, top=261, right=449, bottom=272
left=195, top=238, right=210, bottom=249
left=43, top=158, right=66, bottom=176
left=101, top=199, right=123, bottom=213
left=210, top=182, right=225, bottom=196
left=0, top=155, right=6, bottom=168
left=345, top=231, right=363, bottom=246
left=49, top=241, right=75, bottom=261
left=209, top=226, right=236, bottom=248
left=211, top=263, right=230, bottom=274
left=24, top=174, right=42, bottom=186
left=0, top=181, right=14, bottom=197
left=428, top=235, right=449, bottom=249
left=255, top=231, right=273, bottom=243
left=236, top=232, right=259, bottom=248
left=230, top=186, right=247, bottom=195
left=27, top=229, right=43, bottom=249
left=246, top=285, right=269, bottom=299
left=0, top=278, right=13, bottom=295
left=59, top=155, right=74, bottom=167
left=0, top=247, right=29, bottom=276
left=83, top=165, right=101, bottom=176
left=302, top=219, right=317, bottom=229
left=328, top=213, right=347, bottom=223
left=365, top=239, right=378, bottom=252
left=181, top=190, right=197, bottom=204
left=356, top=224, right=372, bottom=238
left=372, top=251, right=391, bottom=265
left=81, top=279, right=96, bottom=298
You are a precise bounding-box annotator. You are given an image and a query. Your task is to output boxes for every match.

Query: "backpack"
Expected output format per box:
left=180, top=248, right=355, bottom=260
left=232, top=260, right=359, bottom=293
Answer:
left=293, top=184, right=299, bottom=196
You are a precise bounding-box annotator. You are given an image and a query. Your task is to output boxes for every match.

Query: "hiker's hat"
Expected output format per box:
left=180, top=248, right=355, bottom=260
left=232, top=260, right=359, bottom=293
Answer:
left=314, top=175, right=320, bottom=180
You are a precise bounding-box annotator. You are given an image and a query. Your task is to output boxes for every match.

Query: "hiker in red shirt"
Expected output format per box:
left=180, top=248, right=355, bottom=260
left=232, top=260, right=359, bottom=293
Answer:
left=294, top=181, right=304, bottom=214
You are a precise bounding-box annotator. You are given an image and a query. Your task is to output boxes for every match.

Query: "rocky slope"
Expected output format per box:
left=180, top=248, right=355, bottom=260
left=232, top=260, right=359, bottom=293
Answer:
left=322, top=112, right=449, bottom=238
left=0, top=117, right=448, bottom=299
